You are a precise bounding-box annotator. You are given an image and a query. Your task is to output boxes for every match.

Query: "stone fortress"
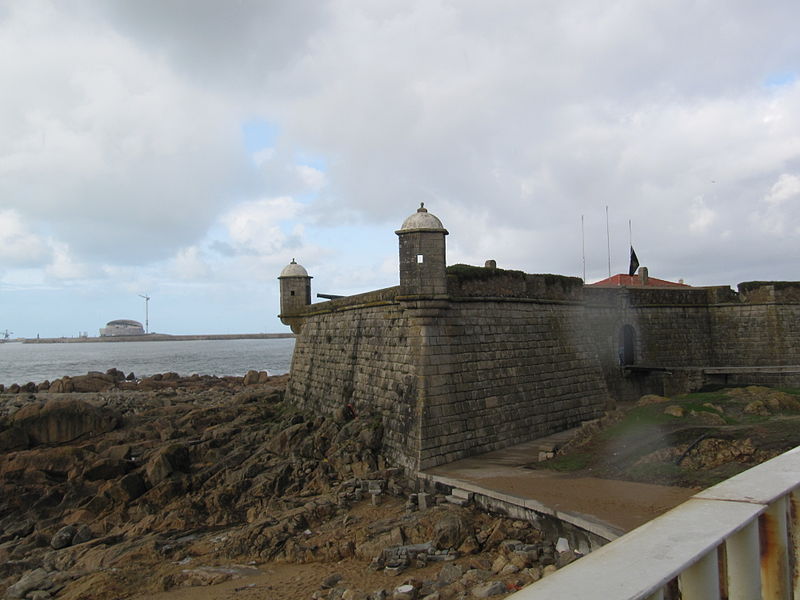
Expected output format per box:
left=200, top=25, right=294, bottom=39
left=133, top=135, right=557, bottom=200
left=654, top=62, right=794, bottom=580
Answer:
left=279, top=204, right=800, bottom=473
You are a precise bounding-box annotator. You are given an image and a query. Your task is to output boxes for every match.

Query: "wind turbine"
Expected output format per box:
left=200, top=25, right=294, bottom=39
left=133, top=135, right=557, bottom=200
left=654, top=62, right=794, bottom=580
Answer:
left=139, top=294, right=150, bottom=334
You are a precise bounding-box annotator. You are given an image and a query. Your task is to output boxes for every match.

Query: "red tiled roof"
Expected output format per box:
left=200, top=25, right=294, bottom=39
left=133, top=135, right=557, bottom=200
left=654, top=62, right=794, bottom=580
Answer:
left=587, top=273, right=691, bottom=288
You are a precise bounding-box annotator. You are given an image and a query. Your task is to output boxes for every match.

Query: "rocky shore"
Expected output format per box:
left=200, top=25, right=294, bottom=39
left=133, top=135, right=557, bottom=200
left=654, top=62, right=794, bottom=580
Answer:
left=1, top=371, right=576, bottom=600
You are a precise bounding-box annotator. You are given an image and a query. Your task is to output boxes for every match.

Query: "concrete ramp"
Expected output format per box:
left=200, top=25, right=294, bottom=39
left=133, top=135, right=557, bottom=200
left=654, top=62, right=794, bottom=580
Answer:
left=419, top=434, right=697, bottom=546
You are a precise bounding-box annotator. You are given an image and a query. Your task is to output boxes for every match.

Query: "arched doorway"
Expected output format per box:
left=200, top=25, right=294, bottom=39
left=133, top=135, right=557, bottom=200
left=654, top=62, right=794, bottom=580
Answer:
left=620, top=324, right=636, bottom=365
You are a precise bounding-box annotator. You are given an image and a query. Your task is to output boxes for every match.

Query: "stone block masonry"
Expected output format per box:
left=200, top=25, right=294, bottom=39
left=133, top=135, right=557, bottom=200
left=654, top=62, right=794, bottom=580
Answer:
left=284, top=284, right=610, bottom=472
left=285, top=291, right=420, bottom=472
left=416, top=299, right=609, bottom=469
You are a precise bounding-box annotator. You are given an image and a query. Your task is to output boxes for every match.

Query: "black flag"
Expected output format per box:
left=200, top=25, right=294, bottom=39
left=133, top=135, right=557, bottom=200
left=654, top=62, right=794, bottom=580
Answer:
left=628, top=246, right=639, bottom=276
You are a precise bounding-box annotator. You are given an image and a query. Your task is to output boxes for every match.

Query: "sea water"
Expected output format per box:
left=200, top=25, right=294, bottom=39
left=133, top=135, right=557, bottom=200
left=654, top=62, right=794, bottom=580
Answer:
left=0, top=337, right=295, bottom=387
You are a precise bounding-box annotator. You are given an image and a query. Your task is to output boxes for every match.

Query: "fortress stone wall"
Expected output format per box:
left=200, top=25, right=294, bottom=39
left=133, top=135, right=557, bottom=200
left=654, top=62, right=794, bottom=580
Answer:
left=285, top=278, right=610, bottom=471
left=415, top=298, right=609, bottom=469
left=279, top=205, right=800, bottom=472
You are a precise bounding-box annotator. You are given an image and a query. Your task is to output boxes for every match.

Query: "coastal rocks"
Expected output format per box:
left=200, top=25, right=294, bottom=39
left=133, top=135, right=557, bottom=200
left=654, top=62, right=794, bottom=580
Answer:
left=145, top=444, right=190, bottom=485
left=0, top=426, right=28, bottom=451
left=471, top=581, right=507, bottom=597
left=0, top=373, right=566, bottom=600
left=6, top=568, right=53, bottom=599
left=11, top=398, right=119, bottom=446
left=243, top=370, right=270, bottom=385
left=83, top=458, right=131, bottom=481
left=433, top=514, right=472, bottom=550
left=50, top=526, right=77, bottom=550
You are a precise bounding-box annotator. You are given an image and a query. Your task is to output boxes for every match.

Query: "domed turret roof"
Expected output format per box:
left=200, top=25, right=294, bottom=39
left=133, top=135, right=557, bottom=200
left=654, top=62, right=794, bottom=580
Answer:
left=279, top=259, right=310, bottom=278
left=398, top=203, right=448, bottom=233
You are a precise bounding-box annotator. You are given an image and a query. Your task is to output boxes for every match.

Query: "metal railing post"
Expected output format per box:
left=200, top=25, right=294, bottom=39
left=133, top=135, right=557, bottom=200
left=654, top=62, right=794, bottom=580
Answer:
left=761, top=495, right=791, bottom=600
left=790, top=490, right=800, bottom=598
left=679, top=549, right=720, bottom=600
left=726, top=519, right=761, bottom=599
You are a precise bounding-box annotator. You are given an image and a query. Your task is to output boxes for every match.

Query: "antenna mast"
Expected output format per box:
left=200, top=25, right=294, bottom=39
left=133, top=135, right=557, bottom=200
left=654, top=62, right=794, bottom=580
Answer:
left=605, top=206, right=611, bottom=278
left=139, top=294, right=150, bottom=334
left=581, top=214, right=586, bottom=282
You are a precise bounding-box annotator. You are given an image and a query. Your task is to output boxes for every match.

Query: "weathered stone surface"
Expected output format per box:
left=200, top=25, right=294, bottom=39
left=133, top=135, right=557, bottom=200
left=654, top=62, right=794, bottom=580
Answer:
left=145, top=443, right=190, bottom=485
left=471, top=581, right=506, bottom=597
left=286, top=292, right=610, bottom=472
left=0, top=426, right=29, bottom=451
left=50, top=525, right=77, bottom=549
left=72, top=524, right=94, bottom=545
left=243, top=370, right=260, bottom=385
left=433, top=513, right=471, bottom=550
left=437, top=563, right=464, bottom=586
left=112, top=472, right=148, bottom=501
left=12, top=398, right=119, bottom=445
left=322, top=573, right=343, bottom=589
left=7, top=568, right=52, bottom=599
left=84, top=458, right=130, bottom=481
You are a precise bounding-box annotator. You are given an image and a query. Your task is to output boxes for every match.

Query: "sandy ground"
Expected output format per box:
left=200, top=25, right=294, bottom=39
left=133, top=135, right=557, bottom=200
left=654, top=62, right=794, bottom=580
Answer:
left=136, top=558, right=452, bottom=600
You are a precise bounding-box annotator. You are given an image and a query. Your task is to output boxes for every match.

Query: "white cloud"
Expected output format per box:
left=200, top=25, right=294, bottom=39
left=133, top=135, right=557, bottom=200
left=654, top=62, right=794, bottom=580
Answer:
left=296, top=165, right=328, bottom=191
left=688, top=197, right=716, bottom=234
left=45, top=242, right=89, bottom=280
left=0, top=2, right=246, bottom=264
left=751, top=173, right=800, bottom=236
left=171, top=246, right=211, bottom=280
left=0, top=210, right=51, bottom=268
left=221, top=197, right=304, bottom=255
left=765, top=173, right=800, bottom=206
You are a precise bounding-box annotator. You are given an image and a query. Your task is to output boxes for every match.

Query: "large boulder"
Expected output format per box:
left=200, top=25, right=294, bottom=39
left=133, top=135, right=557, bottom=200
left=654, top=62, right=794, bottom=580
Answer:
left=12, top=398, right=120, bottom=445
left=433, top=512, right=472, bottom=550
left=6, top=568, right=52, bottom=599
left=0, top=426, right=29, bottom=451
left=83, top=458, right=131, bottom=481
left=145, top=444, right=191, bottom=486
left=69, top=372, right=116, bottom=393
left=51, top=525, right=77, bottom=549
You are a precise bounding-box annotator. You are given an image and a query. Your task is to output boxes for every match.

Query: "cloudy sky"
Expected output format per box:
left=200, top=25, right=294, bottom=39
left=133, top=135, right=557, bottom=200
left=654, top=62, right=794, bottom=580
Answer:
left=1, top=0, right=799, bottom=337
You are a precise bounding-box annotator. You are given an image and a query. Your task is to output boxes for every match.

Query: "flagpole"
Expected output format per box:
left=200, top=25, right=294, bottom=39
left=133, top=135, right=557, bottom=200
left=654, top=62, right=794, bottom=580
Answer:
left=629, top=219, right=632, bottom=248
left=605, top=206, right=611, bottom=278
left=581, top=214, right=586, bottom=282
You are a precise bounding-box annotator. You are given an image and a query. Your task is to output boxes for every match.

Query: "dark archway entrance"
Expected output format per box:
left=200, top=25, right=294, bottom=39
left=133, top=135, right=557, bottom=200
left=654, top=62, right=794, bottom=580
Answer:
left=621, top=324, right=636, bottom=365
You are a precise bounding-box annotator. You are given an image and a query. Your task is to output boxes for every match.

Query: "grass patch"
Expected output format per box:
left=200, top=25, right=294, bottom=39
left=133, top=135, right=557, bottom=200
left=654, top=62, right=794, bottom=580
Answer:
left=446, top=263, right=526, bottom=281
left=674, top=391, right=730, bottom=405
left=540, top=453, right=590, bottom=472
left=598, top=405, right=675, bottom=441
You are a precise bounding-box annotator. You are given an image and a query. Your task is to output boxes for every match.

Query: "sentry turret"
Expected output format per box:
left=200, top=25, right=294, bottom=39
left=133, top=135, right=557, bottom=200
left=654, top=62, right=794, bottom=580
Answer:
left=278, top=258, right=312, bottom=333
left=395, top=203, right=449, bottom=297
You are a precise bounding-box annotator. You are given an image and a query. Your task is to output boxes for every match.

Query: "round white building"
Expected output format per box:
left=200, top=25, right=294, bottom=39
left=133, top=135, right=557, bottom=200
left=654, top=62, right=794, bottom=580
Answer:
left=99, top=319, right=145, bottom=337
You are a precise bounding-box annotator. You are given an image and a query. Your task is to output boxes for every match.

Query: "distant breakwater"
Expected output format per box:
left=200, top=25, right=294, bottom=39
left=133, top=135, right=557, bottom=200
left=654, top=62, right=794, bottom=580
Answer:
left=21, top=333, right=295, bottom=344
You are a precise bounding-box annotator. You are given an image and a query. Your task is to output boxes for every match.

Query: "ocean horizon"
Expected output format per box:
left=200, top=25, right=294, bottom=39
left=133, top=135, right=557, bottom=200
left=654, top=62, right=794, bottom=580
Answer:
left=0, top=337, right=295, bottom=387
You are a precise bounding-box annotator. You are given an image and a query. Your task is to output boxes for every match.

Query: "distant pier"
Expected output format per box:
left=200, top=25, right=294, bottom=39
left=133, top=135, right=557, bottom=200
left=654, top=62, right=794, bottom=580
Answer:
left=22, top=333, right=295, bottom=344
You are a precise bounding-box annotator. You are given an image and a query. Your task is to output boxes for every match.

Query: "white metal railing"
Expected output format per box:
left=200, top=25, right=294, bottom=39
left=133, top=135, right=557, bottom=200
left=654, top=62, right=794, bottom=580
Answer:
left=511, top=445, right=800, bottom=600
